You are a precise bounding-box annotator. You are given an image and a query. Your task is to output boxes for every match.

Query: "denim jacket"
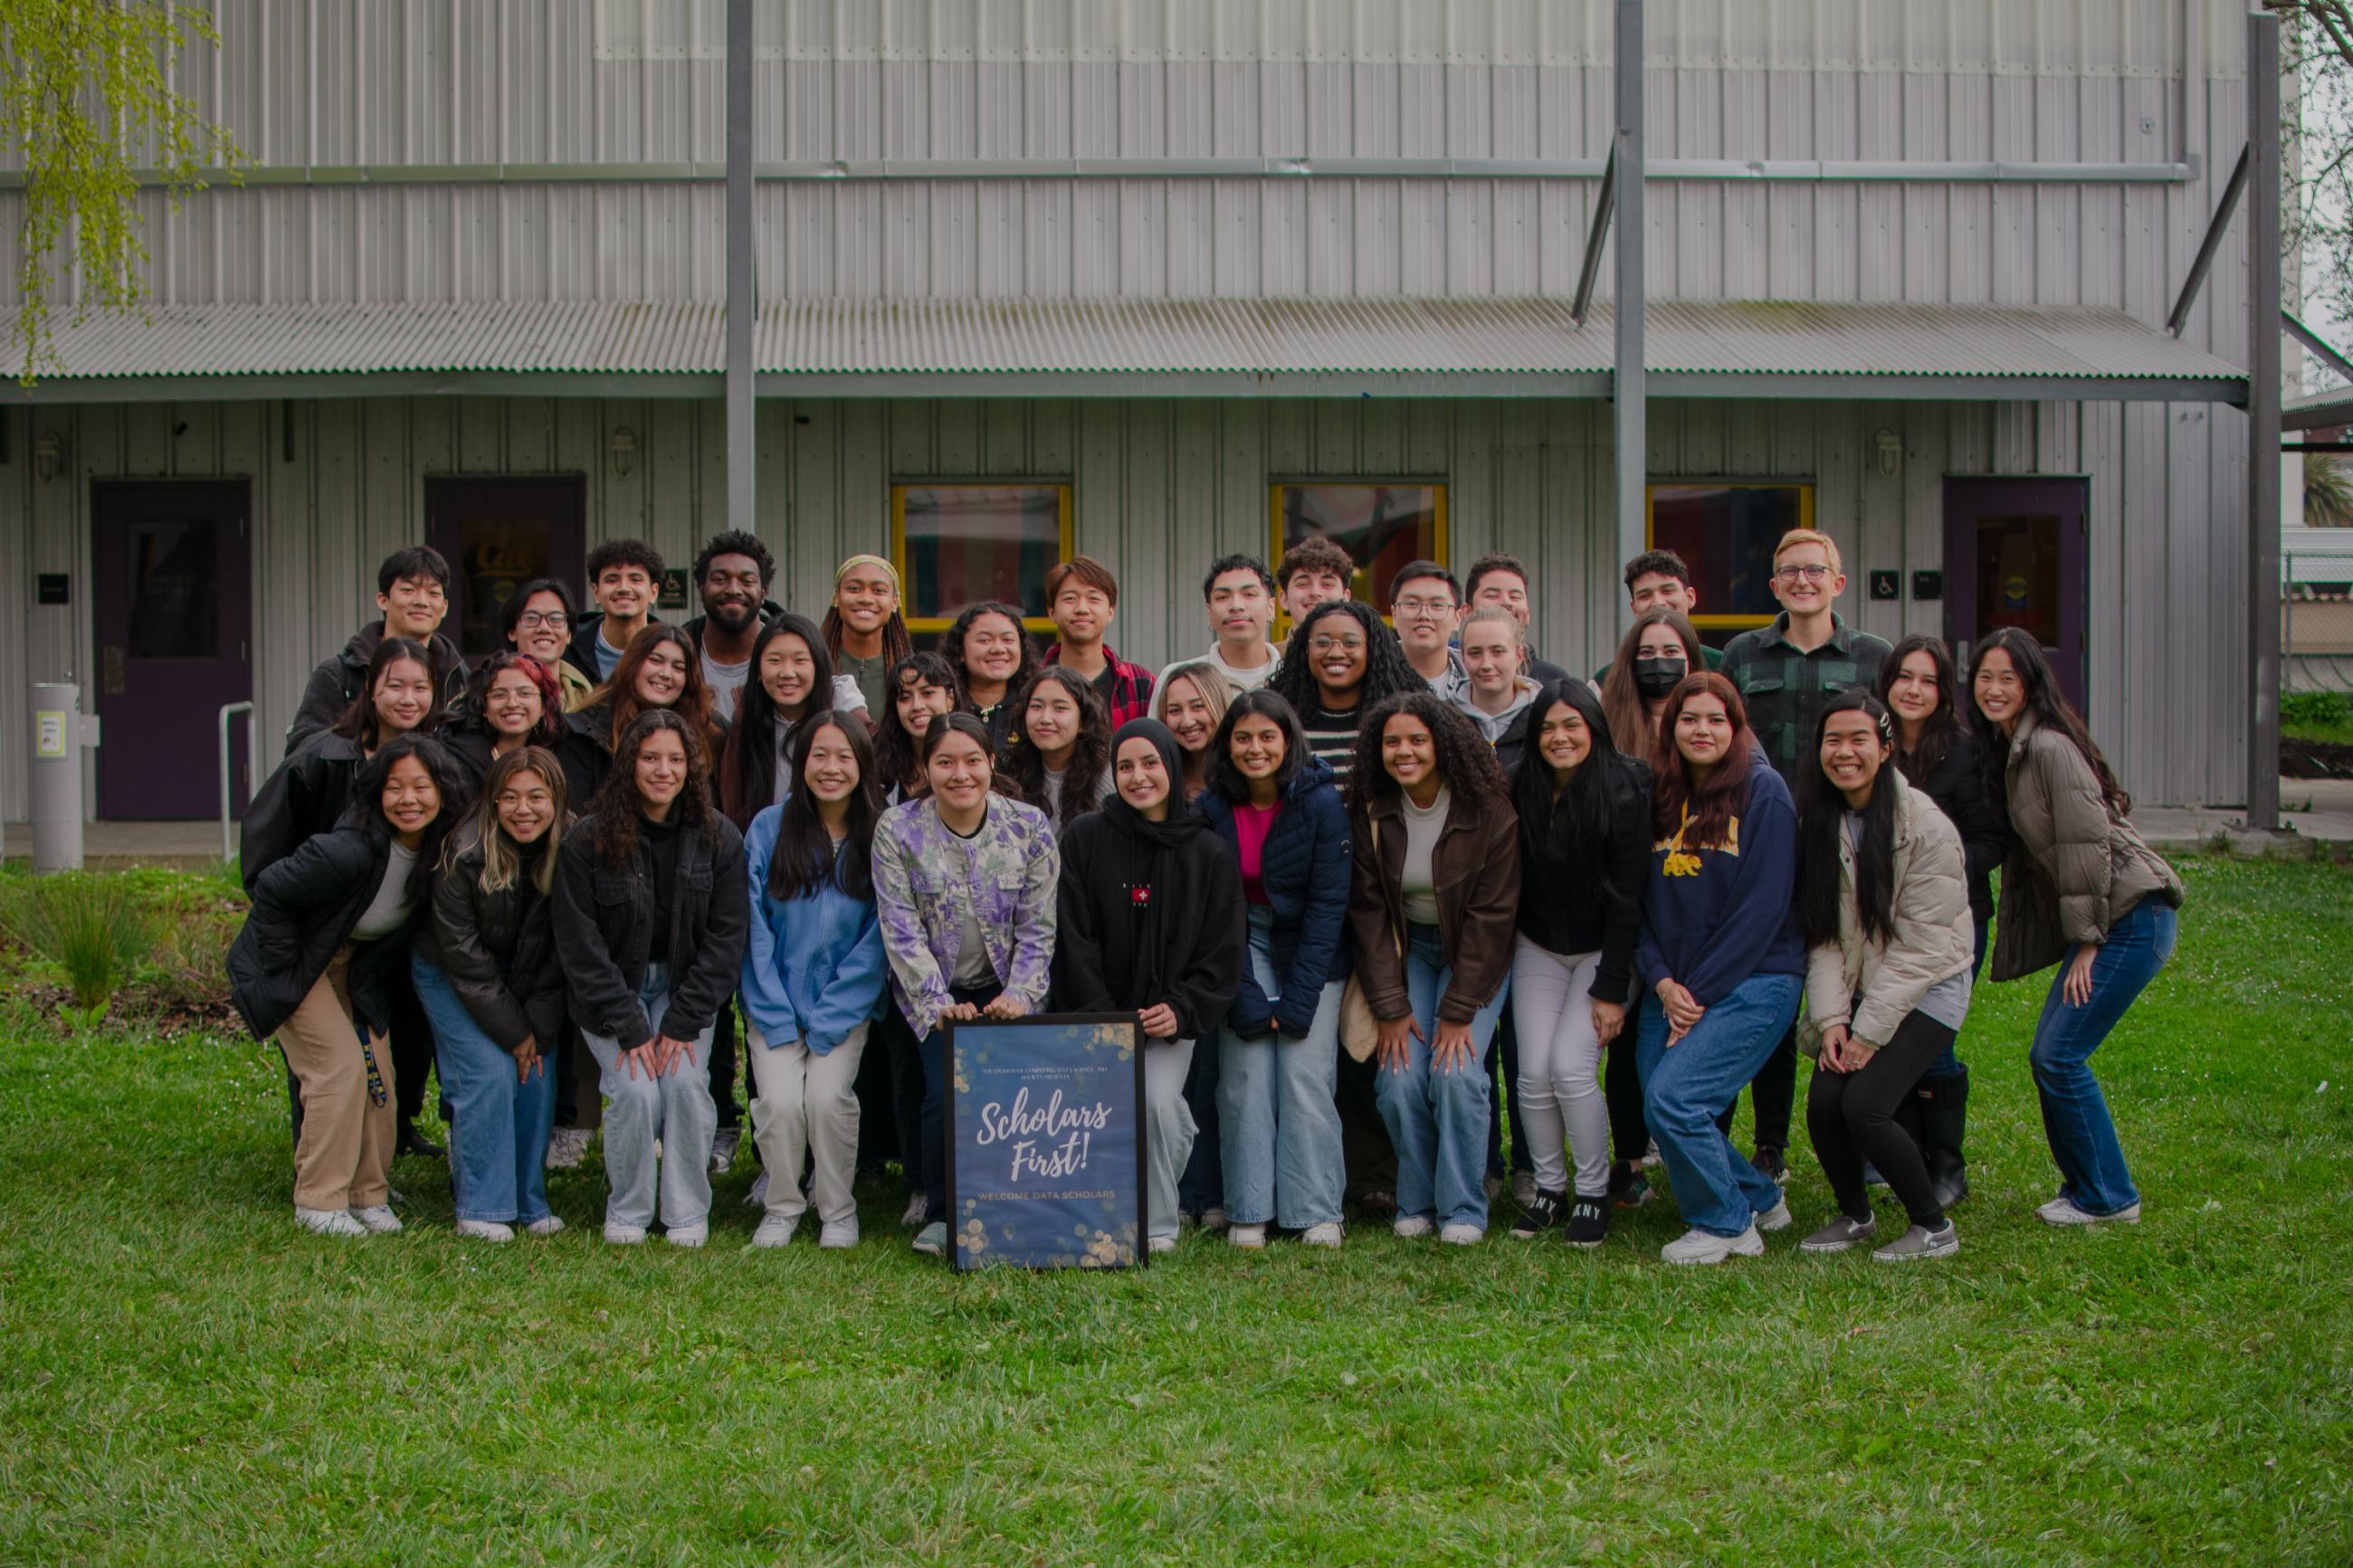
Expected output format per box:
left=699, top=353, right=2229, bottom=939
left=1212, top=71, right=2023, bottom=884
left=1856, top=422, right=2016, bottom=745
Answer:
left=739, top=804, right=891, bottom=1054
left=872, top=795, right=1061, bottom=1040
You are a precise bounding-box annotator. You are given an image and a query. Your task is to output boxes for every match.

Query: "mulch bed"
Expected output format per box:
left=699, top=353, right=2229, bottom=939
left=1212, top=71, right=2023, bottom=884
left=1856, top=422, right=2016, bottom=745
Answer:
left=2283, top=736, right=2353, bottom=779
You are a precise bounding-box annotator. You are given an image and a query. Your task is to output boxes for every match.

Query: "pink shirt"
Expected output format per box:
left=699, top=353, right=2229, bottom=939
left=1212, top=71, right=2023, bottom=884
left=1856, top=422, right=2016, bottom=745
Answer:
left=1234, top=800, right=1281, bottom=906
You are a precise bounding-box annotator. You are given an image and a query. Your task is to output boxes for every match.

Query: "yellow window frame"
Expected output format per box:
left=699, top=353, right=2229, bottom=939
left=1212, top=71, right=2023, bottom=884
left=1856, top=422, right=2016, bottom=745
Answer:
left=1267, top=480, right=1449, bottom=634
left=891, top=481, right=1073, bottom=636
left=1645, top=480, right=1815, bottom=632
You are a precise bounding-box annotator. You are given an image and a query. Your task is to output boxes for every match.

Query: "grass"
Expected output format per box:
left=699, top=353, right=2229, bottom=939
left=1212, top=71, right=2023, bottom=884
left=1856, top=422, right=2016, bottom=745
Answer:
left=2, top=858, right=2349, bottom=1565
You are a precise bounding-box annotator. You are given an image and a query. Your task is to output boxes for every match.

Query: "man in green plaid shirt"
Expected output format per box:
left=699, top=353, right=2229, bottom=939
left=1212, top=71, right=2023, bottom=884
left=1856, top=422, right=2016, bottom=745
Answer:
left=1718, top=528, right=1892, bottom=781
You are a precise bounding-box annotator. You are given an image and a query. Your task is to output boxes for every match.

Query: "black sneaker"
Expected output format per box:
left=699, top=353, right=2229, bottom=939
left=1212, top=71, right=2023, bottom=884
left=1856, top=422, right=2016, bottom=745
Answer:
left=395, top=1120, right=444, bottom=1159
left=1563, top=1196, right=1610, bottom=1248
left=1751, top=1145, right=1788, bottom=1184
left=1510, top=1190, right=1566, bottom=1239
left=1607, top=1164, right=1653, bottom=1209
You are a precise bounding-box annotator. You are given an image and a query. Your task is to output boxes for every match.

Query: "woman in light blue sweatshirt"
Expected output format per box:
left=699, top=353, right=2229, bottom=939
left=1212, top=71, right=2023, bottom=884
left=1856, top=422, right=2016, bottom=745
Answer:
left=740, top=713, right=891, bottom=1250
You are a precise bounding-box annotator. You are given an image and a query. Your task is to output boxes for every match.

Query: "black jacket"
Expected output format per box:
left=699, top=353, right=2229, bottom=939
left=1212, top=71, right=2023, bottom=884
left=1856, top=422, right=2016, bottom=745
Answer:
left=287, top=622, right=467, bottom=753
left=1908, top=730, right=2013, bottom=927
left=552, top=809, right=748, bottom=1050
left=1052, top=807, right=1247, bottom=1041
left=415, top=825, right=567, bottom=1050
left=225, top=824, right=420, bottom=1041
left=1196, top=757, right=1354, bottom=1037
left=564, top=613, right=665, bottom=691
left=1511, top=755, right=1653, bottom=1005
left=240, top=732, right=366, bottom=891
left=557, top=705, right=617, bottom=807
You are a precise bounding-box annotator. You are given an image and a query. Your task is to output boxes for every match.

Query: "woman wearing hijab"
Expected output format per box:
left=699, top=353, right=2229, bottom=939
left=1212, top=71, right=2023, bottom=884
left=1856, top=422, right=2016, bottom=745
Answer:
left=1053, top=719, right=1249, bottom=1255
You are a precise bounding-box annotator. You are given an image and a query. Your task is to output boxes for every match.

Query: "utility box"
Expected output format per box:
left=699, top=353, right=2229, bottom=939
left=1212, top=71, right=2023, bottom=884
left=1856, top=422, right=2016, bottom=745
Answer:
left=30, top=682, right=97, bottom=872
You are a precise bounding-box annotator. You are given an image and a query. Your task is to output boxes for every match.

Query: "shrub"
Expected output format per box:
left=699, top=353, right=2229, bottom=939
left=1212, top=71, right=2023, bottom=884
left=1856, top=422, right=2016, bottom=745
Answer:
left=2281, top=690, right=2351, bottom=728
left=0, top=874, right=158, bottom=1029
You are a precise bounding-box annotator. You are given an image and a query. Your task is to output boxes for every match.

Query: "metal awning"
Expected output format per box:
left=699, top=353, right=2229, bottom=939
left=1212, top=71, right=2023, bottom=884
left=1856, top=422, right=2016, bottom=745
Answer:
left=1, top=297, right=2248, bottom=403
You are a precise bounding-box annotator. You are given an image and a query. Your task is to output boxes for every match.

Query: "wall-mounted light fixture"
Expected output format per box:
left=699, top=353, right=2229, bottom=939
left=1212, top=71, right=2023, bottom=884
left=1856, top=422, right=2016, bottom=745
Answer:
left=1875, top=429, right=1902, bottom=479
left=33, top=431, right=65, bottom=482
left=609, top=426, right=638, bottom=479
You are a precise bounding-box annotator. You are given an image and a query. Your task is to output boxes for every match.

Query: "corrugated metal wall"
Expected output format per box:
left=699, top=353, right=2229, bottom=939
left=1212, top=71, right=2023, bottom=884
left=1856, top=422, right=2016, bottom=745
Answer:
left=0, top=388, right=2236, bottom=818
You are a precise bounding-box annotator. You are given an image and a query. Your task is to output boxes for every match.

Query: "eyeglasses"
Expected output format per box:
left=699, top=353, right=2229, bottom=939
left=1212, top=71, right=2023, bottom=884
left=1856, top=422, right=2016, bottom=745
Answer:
left=1773, top=564, right=1833, bottom=584
left=1393, top=598, right=1454, bottom=618
left=514, top=611, right=569, bottom=631
left=1309, top=634, right=1367, bottom=653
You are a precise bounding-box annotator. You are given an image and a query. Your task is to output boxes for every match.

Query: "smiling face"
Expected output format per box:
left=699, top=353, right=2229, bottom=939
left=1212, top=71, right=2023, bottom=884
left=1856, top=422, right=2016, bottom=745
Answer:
left=925, top=728, right=993, bottom=813
left=1380, top=712, right=1437, bottom=793
left=510, top=589, right=570, bottom=663
left=759, top=632, right=816, bottom=715
left=799, top=721, right=862, bottom=806
left=1391, top=579, right=1459, bottom=661
left=593, top=563, right=653, bottom=623
left=483, top=667, right=544, bottom=739
left=379, top=574, right=448, bottom=641
left=373, top=656, right=436, bottom=738
left=1022, top=679, right=1082, bottom=762
left=1819, top=708, right=1889, bottom=803
left=1114, top=736, right=1172, bottom=816
left=1628, top=570, right=1696, bottom=618
left=1160, top=675, right=1215, bottom=755
left=1459, top=619, right=1520, bottom=702
left=699, top=551, right=765, bottom=635
left=634, top=727, right=688, bottom=809
left=1470, top=568, right=1531, bottom=626
left=1206, top=568, right=1273, bottom=647
left=1051, top=579, right=1114, bottom=649
left=494, top=766, right=557, bottom=845
left=1768, top=540, right=1843, bottom=619
left=1536, top=700, right=1591, bottom=780
left=961, top=613, right=1024, bottom=688
left=1973, top=646, right=2024, bottom=727
left=1885, top=649, right=1942, bottom=730
left=1305, top=614, right=1367, bottom=699
left=893, top=670, right=955, bottom=740
left=1673, top=692, right=1734, bottom=772
left=380, top=754, right=441, bottom=841
left=1229, top=713, right=1286, bottom=783
left=1282, top=569, right=1349, bottom=629
left=834, top=566, right=897, bottom=635
left=634, top=641, right=688, bottom=707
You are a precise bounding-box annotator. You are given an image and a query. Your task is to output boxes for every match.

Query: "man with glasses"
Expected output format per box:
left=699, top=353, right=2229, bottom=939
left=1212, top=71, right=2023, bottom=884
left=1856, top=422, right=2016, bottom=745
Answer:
left=503, top=579, right=595, bottom=711
left=1388, top=560, right=1468, bottom=700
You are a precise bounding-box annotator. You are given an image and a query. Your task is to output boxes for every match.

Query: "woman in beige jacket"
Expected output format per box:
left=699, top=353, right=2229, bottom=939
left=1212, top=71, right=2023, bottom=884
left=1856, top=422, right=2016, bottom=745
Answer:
left=1972, top=629, right=2183, bottom=1228
left=1792, top=693, right=1978, bottom=1261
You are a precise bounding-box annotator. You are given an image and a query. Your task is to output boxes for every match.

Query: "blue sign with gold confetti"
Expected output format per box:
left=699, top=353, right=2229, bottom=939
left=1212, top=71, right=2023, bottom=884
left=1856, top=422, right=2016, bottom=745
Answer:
left=946, top=1013, right=1146, bottom=1271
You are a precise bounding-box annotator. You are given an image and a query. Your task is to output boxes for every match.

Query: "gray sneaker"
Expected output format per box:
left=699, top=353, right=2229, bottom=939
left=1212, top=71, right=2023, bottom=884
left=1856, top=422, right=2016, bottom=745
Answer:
left=1799, top=1213, right=1878, bottom=1253
left=911, top=1221, right=948, bottom=1257
left=709, top=1126, right=742, bottom=1175
left=545, top=1127, right=592, bottom=1171
left=1872, top=1221, right=1958, bottom=1262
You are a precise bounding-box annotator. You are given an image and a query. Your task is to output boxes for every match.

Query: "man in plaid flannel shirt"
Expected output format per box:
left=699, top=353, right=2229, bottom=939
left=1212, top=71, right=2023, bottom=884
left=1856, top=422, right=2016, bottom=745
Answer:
left=1717, top=527, right=1892, bottom=781
left=1043, top=555, right=1157, bottom=728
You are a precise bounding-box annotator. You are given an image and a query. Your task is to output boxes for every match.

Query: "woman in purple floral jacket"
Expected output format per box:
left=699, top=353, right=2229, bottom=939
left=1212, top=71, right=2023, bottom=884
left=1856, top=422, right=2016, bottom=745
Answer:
left=872, top=711, right=1061, bottom=1259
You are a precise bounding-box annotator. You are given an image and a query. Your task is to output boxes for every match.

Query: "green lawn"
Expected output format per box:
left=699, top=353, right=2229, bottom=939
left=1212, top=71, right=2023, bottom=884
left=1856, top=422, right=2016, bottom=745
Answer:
left=3, top=858, right=2348, bottom=1565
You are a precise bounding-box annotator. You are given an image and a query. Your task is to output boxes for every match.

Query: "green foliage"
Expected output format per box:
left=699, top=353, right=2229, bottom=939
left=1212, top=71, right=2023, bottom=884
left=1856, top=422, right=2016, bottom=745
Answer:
left=2282, top=689, right=2352, bottom=727
left=0, top=872, right=156, bottom=1026
left=2306, top=453, right=2353, bottom=528
left=0, top=0, right=244, bottom=382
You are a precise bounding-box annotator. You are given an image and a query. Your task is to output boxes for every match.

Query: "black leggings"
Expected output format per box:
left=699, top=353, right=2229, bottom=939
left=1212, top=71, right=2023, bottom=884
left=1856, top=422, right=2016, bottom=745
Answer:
left=1805, top=1010, right=1958, bottom=1229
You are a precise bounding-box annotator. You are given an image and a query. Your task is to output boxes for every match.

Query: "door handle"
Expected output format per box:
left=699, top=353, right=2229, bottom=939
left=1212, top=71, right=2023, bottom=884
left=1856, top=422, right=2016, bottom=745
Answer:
left=102, top=643, right=127, bottom=695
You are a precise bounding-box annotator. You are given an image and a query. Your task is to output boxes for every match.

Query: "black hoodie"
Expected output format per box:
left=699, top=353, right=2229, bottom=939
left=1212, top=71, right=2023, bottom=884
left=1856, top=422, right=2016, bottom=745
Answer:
left=286, top=622, right=468, bottom=753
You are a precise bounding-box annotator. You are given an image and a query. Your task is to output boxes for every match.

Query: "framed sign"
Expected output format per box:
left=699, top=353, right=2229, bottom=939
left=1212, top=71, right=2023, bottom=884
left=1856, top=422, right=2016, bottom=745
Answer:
left=946, top=1012, right=1147, bottom=1271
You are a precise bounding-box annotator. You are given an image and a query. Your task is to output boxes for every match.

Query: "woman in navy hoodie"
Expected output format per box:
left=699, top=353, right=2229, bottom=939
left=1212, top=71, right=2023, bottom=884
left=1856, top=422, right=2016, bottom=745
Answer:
left=1634, top=672, right=1805, bottom=1266
left=1196, top=690, right=1353, bottom=1251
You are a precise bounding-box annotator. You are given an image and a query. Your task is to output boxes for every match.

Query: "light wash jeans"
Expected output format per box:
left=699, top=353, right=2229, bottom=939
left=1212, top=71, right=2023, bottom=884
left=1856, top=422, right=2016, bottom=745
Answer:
left=412, top=956, right=554, bottom=1224
left=1375, top=923, right=1510, bottom=1231
left=1143, top=1039, right=1197, bottom=1244
left=1634, top=972, right=1803, bottom=1237
left=2030, top=898, right=2177, bottom=1216
left=1217, top=908, right=1346, bottom=1230
left=580, top=964, right=717, bottom=1232
left=1509, top=936, right=1612, bottom=1200
left=748, top=1020, right=870, bottom=1227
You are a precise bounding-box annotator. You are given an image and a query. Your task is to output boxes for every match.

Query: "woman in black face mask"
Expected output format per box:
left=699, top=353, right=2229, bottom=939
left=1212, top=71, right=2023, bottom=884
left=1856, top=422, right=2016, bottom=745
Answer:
left=1600, top=608, right=1706, bottom=763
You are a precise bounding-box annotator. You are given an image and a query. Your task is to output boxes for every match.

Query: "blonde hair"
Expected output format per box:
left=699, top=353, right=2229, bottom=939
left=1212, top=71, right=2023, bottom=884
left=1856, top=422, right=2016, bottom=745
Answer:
left=1459, top=604, right=1524, bottom=644
left=1153, top=661, right=1234, bottom=774
left=470, top=746, right=568, bottom=896
left=1772, top=527, right=1843, bottom=575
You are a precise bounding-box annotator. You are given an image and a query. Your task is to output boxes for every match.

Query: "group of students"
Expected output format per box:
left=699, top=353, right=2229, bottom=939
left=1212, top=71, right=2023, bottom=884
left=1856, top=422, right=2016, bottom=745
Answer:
left=227, top=521, right=2183, bottom=1264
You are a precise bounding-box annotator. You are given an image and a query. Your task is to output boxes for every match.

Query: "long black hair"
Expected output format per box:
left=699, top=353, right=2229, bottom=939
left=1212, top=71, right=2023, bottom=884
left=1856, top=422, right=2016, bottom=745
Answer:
left=938, top=600, right=1039, bottom=712
left=343, top=732, right=470, bottom=902
left=874, top=651, right=959, bottom=799
left=589, top=708, right=717, bottom=871
left=1796, top=690, right=1900, bottom=949
left=333, top=635, right=447, bottom=750
left=999, top=665, right=1111, bottom=831
left=1967, top=627, right=2129, bottom=818
left=1348, top=691, right=1507, bottom=813
left=1510, top=678, right=1650, bottom=870
left=765, top=712, right=883, bottom=904
left=1204, top=689, right=1310, bottom=803
left=723, top=613, right=837, bottom=817
left=1270, top=599, right=1421, bottom=718
left=1878, top=633, right=1968, bottom=786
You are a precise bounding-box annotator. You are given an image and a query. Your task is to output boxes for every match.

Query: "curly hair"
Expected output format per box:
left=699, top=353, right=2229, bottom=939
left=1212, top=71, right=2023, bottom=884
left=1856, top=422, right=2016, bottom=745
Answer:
left=938, top=600, right=1040, bottom=713
left=464, top=651, right=567, bottom=750
left=691, top=529, right=774, bottom=592
left=1649, top=671, right=1756, bottom=851
left=874, top=651, right=960, bottom=798
left=586, top=537, right=664, bottom=584
left=588, top=622, right=722, bottom=760
left=589, top=708, right=717, bottom=871
left=1348, top=691, right=1508, bottom=813
left=1269, top=599, right=1420, bottom=718
left=999, top=665, right=1112, bottom=831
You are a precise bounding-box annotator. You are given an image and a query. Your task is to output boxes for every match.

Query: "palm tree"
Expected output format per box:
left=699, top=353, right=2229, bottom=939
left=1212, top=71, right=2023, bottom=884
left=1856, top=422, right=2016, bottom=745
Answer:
left=2306, top=453, right=2353, bottom=527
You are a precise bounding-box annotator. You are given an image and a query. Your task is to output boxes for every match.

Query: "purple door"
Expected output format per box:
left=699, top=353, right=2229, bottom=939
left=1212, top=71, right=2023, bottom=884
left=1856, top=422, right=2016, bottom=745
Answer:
left=92, top=480, right=253, bottom=820
left=1943, top=477, right=2089, bottom=714
left=425, top=476, right=587, bottom=662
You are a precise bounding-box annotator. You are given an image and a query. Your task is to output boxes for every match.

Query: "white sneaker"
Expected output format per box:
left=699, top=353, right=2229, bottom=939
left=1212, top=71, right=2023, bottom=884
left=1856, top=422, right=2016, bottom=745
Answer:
left=744, top=1172, right=771, bottom=1209
left=545, top=1126, right=592, bottom=1170
left=523, top=1215, right=566, bottom=1238
left=709, top=1127, right=742, bottom=1174
left=295, top=1206, right=367, bottom=1238
left=604, top=1221, right=648, bottom=1245
left=1439, top=1223, right=1484, bottom=1246
left=1148, top=1235, right=1177, bottom=1255
left=900, top=1193, right=929, bottom=1229
left=2038, top=1195, right=2141, bottom=1226
left=1301, top=1221, right=1344, bottom=1249
left=348, top=1205, right=403, bottom=1234
left=748, top=1212, right=800, bottom=1250
left=911, top=1221, right=948, bottom=1257
left=1227, top=1223, right=1269, bottom=1250
left=1393, top=1215, right=1435, bottom=1239
left=1510, top=1170, right=1539, bottom=1208
left=818, top=1219, right=860, bottom=1250
left=455, top=1219, right=515, bottom=1243
left=1198, top=1206, right=1230, bottom=1234
left=666, top=1223, right=709, bottom=1249
left=1755, top=1198, right=1793, bottom=1233
left=1661, top=1223, right=1765, bottom=1265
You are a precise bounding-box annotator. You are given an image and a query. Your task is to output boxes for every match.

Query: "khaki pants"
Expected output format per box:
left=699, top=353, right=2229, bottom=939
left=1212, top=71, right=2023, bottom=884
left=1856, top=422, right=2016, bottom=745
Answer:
left=277, top=946, right=396, bottom=1212
left=748, top=1022, right=869, bottom=1226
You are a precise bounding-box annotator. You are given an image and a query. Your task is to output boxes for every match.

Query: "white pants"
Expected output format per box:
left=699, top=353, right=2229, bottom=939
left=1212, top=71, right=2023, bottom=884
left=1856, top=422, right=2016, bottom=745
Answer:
left=1509, top=937, right=1611, bottom=1199
left=1145, top=1039, right=1198, bottom=1244
left=748, top=1021, right=870, bottom=1226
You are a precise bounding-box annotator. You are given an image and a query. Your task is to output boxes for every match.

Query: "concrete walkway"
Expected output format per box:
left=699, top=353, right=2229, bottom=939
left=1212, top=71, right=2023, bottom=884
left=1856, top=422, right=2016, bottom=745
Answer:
left=2, top=820, right=239, bottom=871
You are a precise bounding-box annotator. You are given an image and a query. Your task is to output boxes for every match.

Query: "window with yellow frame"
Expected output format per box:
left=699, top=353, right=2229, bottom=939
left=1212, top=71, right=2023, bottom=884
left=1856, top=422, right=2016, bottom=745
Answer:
left=1269, top=482, right=1447, bottom=626
left=891, top=482, right=1072, bottom=634
left=1646, top=481, right=1815, bottom=642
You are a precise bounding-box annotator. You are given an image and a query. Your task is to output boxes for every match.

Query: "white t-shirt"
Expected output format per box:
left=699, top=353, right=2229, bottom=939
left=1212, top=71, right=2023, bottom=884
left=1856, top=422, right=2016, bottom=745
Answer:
left=1398, top=787, right=1453, bottom=928
left=350, top=843, right=420, bottom=941
left=1160, top=643, right=1281, bottom=698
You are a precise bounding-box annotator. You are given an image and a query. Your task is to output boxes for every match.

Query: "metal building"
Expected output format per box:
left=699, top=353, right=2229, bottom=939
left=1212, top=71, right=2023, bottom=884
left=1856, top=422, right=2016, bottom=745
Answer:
left=0, top=0, right=2276, bottom=822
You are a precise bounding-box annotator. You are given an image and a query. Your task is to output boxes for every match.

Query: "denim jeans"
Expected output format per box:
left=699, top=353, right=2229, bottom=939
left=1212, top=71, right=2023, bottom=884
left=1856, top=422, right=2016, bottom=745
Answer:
left=1375, top=923, right=1510, bottom=1231
left=1635, top=972, right=1803, bottom=1237
left=579, top=964, right=717, bottom=1231
left=2030, top=898, right=2177, bottom=1216
left=1217, top=907, right=1346, bottom=1230
left=412, top=956, right=554, bottom=1224
left=917, top=983, right=1002, bottom=1225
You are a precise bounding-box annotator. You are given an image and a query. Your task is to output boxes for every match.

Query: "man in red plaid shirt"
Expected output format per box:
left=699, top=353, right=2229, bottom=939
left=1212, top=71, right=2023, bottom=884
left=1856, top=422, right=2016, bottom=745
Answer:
left=1042, top=555, right=1157, bottom=727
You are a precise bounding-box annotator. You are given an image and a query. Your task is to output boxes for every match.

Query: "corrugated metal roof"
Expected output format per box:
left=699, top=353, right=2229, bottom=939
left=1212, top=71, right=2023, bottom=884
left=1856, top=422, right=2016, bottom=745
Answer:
left=5, top=299, right=2244, bottom=386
